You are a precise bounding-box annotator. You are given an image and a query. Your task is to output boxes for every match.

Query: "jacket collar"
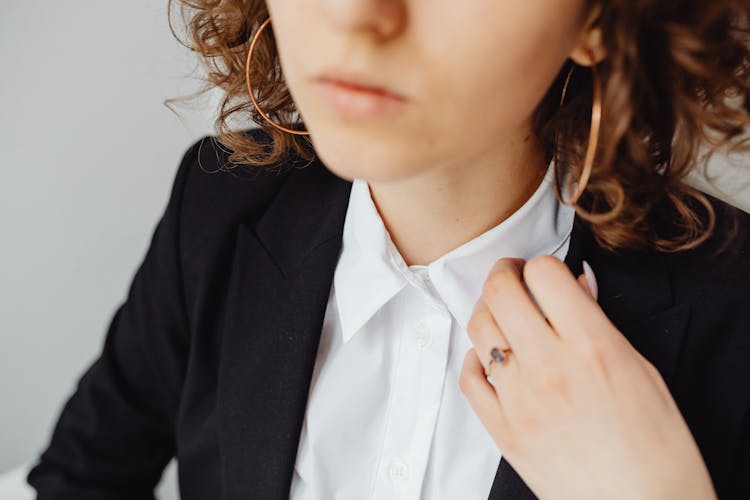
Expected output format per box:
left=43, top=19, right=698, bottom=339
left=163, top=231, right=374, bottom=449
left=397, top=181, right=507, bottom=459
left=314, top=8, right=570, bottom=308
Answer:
left=217, top=159, right=690, bottom=500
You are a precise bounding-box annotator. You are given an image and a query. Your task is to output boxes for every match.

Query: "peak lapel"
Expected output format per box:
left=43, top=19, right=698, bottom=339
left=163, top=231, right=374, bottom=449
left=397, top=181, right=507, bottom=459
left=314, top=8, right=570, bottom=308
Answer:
left=486, top=218, right=691, bottom=500
left=215, top=160, right=690, bottom=500
left=561, top=217, right=691, bottom=386
left=216, top=162, right=352, bottom=499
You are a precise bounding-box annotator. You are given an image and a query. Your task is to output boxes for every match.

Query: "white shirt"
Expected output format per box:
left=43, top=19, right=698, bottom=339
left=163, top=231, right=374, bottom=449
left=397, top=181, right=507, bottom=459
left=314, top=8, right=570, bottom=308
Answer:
left=289, top=160, right=576, bottom=500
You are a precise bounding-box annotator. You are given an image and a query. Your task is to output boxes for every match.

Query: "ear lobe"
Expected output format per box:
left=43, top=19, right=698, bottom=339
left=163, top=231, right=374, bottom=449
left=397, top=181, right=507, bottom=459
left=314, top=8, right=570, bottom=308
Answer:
left=569, top=4, right=607, bottom=65
left=570, top=35, right=606, bottom=66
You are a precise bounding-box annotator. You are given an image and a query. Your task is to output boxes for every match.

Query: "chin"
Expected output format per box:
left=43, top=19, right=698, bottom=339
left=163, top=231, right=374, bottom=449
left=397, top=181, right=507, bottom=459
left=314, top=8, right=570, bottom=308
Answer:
left=308, top=128, right=422, bottom=184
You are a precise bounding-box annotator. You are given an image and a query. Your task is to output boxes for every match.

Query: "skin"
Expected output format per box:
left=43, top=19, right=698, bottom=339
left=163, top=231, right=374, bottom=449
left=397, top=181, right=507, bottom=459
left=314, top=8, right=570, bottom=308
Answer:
left=265, top=0, right=603, bottom=266
left=263, top=0, right=718, bottom=497
left=461, top=257, right=717, bottom=499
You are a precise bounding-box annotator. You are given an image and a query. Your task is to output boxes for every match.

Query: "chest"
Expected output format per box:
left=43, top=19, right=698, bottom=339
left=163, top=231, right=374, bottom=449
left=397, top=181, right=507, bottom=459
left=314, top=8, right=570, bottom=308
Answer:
left=289, top=282, right=503, bottom=499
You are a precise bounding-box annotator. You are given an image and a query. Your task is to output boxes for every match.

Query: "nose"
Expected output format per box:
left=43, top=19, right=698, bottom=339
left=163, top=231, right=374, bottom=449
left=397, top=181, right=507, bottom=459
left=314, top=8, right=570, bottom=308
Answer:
left=318, top=0, right=407, bottom=41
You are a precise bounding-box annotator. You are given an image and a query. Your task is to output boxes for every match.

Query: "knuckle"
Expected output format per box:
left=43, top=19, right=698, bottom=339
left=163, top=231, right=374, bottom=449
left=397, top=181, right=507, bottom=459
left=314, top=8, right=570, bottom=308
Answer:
left=576, top=335, right=612, bottom=369
left=498, top=433, right=521, bottom=458
left=483, top=267, right=516, bottom=298
left=642, top=357, right=664, bottom=382
left=466, top=307, right=493, bottom=340
left=576, top=334, right=599, bottom=357
left=534, top=370, right=568, bottom=395
left=465, top=313, right=482, bottom=337
left=535, top=350, right=559, bottom=371
left=514, top=404, right=539, bottom=431
left=523, top=255, right=554, bottom=281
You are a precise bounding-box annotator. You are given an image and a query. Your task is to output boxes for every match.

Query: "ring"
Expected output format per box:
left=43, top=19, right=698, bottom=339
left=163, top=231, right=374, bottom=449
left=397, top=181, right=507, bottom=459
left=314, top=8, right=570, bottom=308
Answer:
left=484, top=346, right=513, bottom=377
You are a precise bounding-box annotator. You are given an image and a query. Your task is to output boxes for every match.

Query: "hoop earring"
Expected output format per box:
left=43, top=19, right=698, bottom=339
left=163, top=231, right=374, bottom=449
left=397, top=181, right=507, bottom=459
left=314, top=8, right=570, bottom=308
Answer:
left=245, top=17, right=310, bottom=136
left=553, top=50, right=602, bottom=206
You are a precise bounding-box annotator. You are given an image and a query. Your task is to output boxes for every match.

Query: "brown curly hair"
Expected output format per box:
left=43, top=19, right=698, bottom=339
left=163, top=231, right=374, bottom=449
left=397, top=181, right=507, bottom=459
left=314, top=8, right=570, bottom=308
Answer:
left=165, top=0, right=750, bottom=255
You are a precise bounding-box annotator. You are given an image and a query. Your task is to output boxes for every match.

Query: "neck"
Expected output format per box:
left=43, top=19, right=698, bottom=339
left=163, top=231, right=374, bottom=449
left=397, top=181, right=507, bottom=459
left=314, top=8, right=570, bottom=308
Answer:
left=367, top=124, right=548, bottom=267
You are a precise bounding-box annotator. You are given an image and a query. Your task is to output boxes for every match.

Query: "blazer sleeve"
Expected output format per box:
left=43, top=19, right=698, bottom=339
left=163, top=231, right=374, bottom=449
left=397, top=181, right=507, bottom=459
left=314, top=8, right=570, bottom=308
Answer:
left=26, top=137, right=204, bottom=499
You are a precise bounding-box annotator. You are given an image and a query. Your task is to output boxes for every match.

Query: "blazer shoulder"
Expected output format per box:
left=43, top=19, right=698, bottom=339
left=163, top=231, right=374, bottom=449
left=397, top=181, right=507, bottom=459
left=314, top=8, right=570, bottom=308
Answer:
left=172, top=128, right=326, bottom=301
left=660, top=190, right=750, bottom=307
left=179, top=128, right=299, bottom=228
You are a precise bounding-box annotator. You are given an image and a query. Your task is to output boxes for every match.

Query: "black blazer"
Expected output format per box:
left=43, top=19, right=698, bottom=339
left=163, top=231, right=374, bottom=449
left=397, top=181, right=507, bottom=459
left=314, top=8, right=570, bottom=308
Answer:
left=27, top=128, right=750, bottom=499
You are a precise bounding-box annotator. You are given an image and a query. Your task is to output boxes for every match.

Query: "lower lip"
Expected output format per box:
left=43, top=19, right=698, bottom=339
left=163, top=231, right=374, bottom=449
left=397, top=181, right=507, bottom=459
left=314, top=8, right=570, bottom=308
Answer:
left=314, top=80, right=408, bottom=119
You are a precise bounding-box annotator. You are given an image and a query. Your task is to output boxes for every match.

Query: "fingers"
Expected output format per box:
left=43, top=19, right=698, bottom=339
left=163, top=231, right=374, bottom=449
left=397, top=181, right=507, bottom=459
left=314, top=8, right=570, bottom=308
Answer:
left=477, top=258, right=560, bottom=368
left=582, top=260, right=598, bottom=301
left=572, top=260, right=599, bottom=303
left=467, top=297, right=520, bottom=378
left=577, top=274, right=594, bottom=299
left=523, top=256, right=613, bottom=345
left=459, top=347, right=513, bottom=452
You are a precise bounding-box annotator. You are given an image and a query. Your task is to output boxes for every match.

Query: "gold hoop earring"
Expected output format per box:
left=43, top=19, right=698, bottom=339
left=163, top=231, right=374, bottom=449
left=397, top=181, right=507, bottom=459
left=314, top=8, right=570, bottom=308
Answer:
left=553, top=50, right=602, bottom=206
left=245, top=17, right=310, bottom=136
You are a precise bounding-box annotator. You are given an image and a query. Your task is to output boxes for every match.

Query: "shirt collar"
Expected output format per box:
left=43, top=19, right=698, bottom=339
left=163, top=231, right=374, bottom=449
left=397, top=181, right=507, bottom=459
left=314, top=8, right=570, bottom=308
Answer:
left=333, top=160, right=576, bottom=344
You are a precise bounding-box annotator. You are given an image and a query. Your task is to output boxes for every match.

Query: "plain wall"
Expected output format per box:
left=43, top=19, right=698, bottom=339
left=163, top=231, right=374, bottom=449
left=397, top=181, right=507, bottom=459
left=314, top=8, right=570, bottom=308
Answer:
left=0, top=1, right=218, bottom=497
left=0, top=2, right=748, bottom=499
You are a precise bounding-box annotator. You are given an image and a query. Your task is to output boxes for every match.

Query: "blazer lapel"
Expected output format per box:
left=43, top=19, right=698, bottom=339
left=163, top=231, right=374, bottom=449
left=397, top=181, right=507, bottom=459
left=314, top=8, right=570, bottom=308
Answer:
left=216, top=160, right=691, bottom=500
left=559, top=216, right=691, bottom=388
left=485, top=217, right=692, bottom=500
left=216, top=163, right=352, bottom=500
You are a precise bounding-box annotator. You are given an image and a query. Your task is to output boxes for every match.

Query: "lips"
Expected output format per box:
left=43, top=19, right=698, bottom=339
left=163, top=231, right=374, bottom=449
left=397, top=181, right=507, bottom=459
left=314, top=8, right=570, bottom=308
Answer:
left=314, top=69, right=408, bottom=101
left=312, top=66, right=410, bottom=119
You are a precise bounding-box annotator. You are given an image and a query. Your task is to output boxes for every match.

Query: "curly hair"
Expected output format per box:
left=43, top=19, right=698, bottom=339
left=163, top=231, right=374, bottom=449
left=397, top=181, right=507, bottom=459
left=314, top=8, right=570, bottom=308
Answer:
left=165, top=0, right=750, bottom=255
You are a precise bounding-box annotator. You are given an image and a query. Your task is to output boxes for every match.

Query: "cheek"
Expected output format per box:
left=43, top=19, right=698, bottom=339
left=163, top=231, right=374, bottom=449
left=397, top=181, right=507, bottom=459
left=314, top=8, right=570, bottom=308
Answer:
left=429, top=6, right=577, bottom=140
left=264, top=2, right=306, bottom=84
left=266, top=0, right=581, bottom=183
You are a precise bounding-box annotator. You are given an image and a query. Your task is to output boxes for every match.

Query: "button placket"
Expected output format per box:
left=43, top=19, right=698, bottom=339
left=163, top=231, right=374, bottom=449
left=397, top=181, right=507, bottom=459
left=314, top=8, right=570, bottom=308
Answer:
left=371, top=290, right=452, bottom=500
left=413, top=319, right=432, bottom=349
left=388, top=459, right=410, bottom=481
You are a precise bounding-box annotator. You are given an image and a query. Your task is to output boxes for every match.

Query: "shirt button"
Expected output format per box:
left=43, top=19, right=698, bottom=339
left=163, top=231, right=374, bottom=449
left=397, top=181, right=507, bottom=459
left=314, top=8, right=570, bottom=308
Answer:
left=413, top=268, right=430, bottom=283
left=414, top=320, right=432, bottom=349
left=388, top=460, right=410, bottom=481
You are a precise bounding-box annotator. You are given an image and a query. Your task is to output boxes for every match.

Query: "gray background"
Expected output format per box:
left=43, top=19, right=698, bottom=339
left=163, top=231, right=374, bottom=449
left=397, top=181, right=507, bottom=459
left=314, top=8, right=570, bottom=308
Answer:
left=0, top=1, right=216, bottom=497
left=0, top=1, right=748, bottom=499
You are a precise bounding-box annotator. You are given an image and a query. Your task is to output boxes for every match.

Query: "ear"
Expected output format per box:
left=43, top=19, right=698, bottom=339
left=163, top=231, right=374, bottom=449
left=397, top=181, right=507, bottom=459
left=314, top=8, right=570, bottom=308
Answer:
left=569, top=3, right=606, bottom=65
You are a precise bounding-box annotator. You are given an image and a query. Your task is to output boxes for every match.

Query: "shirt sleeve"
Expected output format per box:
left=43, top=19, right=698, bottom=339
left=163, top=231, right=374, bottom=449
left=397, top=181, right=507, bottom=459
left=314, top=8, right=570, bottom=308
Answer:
left=26, top=137, right=204, bottom=499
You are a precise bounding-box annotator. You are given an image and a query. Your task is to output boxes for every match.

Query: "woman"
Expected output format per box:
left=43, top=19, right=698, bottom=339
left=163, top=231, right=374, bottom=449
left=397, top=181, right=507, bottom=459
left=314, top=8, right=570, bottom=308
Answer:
left=27, top=0, right=749, bottom=499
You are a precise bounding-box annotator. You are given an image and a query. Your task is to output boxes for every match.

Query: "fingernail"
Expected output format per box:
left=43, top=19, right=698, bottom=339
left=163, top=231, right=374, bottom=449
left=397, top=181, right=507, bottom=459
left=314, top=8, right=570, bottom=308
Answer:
left=582, top=260, right=598, bottom=301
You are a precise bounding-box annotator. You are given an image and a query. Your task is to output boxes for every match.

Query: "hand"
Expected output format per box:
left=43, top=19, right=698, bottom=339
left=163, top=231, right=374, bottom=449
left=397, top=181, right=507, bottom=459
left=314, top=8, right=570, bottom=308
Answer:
left=458, top=256, right=717, bottom=500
